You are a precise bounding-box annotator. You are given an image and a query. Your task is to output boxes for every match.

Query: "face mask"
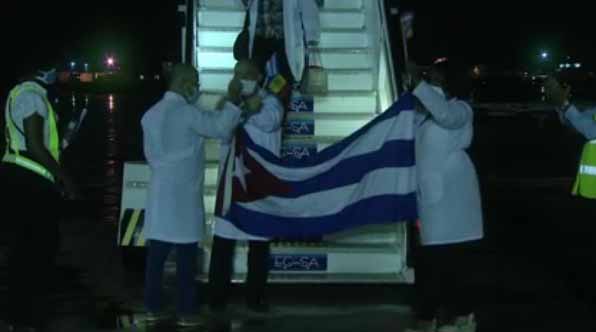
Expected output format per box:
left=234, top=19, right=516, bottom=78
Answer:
left=186, top=84, right=201, bottom=105
left=37, top=68, right=57, bottom=85
left=240, top=79, right=258, bottom=97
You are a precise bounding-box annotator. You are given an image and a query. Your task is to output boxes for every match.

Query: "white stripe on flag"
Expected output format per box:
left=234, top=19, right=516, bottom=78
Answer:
left=247, top=110, right=415, bottom=182
left=237, top=167, right=416, bottom=218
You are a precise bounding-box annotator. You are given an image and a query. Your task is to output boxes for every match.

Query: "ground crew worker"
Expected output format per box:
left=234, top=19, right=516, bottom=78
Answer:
left=544, top=73, right=596, bottom=309
left=1, top=61, right=79, bottom=331
left=545, top=74, right=596, bottom=197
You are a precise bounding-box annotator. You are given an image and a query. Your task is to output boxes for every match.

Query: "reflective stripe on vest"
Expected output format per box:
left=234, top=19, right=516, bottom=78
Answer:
left=572, top=136, right=596, bottom=198
left=2, top=82, right=60, bottom=183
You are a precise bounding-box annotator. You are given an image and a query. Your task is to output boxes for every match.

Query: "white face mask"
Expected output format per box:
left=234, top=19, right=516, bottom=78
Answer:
left=37, top=68, right=57, bottom=85
left=240, top=79, right=258, bottom=97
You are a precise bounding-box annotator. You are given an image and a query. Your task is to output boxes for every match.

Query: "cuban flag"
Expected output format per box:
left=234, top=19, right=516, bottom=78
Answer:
left=214, top=93, right=418, bottom=238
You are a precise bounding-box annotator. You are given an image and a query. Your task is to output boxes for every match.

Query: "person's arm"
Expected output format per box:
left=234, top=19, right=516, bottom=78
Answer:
left=237, top=0, right=249, bottom=9
left=24, top=114, right=78, bottom=197
left=413, top=81, right=472, bottom=129
left=563, top=105, right=596, bottom=140
left=187, top=104, right=242, bottom=140
left=245, top=95, right=284, bottom=133
left=300, top=0, right=321, bottom=46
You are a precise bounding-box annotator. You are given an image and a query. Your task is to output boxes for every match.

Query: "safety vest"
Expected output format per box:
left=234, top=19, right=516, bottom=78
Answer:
left=2, top=81, right=60, bottom=183
left=572, top=114, right=596, bottom=199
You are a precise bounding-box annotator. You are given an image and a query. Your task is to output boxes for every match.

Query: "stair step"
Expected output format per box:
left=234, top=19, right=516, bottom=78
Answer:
left=198, top=9, right=365, bottom=30
left=199, top=68, right=373, bottom=92
left=199, top=91, right=377, bottom=115
left=197, top=272, right=408, bottom=284
left=197, top=47, right=372, bottom=70
left=199, top=0, right=363, bottom=10
left=198, top=27, right=369, bottom=49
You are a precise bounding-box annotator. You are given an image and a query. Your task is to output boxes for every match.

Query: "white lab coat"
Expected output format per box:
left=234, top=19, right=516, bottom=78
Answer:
left=142, top=92, right=242, bottom=244
left=413, top=82, right=484, bottom=246
left=240, top=0, right=321, bottom=82
left=213, top=89, right=284, bottom=241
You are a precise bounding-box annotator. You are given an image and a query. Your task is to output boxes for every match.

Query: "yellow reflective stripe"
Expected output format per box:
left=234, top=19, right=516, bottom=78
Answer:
left=136, top=223, right=146, bottom=247
left=47, top=104, right=59, bottom=161
left=5, top=96, right=22, bottom=154
left=2, top=154, right=55, bottom=182
left=122, top=209, right=142, bottom=246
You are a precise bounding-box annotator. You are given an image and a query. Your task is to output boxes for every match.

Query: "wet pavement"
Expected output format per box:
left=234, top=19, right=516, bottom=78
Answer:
left=2, top=94, right=596, bottom=331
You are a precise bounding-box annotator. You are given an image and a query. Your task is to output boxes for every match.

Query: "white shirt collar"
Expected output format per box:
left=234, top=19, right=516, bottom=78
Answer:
left=164, top=91, right=187, bottom=103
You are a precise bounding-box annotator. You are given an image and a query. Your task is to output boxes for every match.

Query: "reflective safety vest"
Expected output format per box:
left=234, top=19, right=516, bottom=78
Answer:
left=2, top=82, right=60, bottom=183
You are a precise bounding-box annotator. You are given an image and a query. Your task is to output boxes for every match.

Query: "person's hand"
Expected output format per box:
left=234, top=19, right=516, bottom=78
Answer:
left=405, top=61, right=423, bottom=88
left=228, top=78, right=242, bottom=104
left=544, top=77, right=571, bottom=109
left=243, top=95, right=263, bottom=116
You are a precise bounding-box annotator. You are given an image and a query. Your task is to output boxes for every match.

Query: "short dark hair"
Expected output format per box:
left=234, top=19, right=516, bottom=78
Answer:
left=430, top=59, right=472, bottom=100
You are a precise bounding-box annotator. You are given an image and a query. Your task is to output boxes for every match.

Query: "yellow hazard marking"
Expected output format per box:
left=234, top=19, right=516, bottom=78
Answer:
left=122, top=209, right=141, bottom=246
left=136, top=224, right=146, bottom=247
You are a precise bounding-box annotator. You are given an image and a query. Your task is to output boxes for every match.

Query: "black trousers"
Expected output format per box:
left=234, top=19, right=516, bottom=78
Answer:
left=1, top=163, right=62, bottom=328
left=208, top=235, right=270, bottom=309
left=414, top=240, right=481, bottom=322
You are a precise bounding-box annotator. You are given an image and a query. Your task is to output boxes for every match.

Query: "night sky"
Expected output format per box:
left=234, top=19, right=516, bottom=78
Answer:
left=1, top=0, right=593, bottom=89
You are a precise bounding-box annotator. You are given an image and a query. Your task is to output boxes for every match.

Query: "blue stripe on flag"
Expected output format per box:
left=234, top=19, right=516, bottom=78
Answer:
left=228, top=193, right=417, bottom=238
left=265, top=139, right=414, bottom=198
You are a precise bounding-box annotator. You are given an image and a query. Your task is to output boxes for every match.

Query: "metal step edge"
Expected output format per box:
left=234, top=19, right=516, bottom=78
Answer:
left=198, top=46, right=372, bottom=54
left=199, top=68, right=373, bottom=75
left=197, top=26, right=367, bottom=34
left=196, top=272, right=411, bottom=284
left=198, top=7, right=365, bottom=14
left=199, top=90, right=377, bottom=98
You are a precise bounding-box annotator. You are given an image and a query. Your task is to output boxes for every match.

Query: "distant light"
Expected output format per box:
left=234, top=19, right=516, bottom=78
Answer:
left=107, top=57, right=115, bottom=66
left=565, top=64, right=571, bottom=68
left=139, top=74, right=145, bottom=80
left=84, top=63, right=89, bottom=71
left=472, top=66, right=481, bottom=77
left=541, top=52, right=548, bottom=59
left=70, top=61, right=76, bottom=69
left=575, top=63, right=582, bottom=68
left=559, top=64, right=565, bottom=69
left=154, top=74, right=161, bottom=80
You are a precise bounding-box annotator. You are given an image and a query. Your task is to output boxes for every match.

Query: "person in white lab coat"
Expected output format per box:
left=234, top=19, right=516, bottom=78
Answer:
left=208, top=60, right=284, bottom=314
left=234, top=0, right=321, bottom=92
left=405, top=59, right=484, bottom=332
left=141, top=64, right=244, bottom=327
